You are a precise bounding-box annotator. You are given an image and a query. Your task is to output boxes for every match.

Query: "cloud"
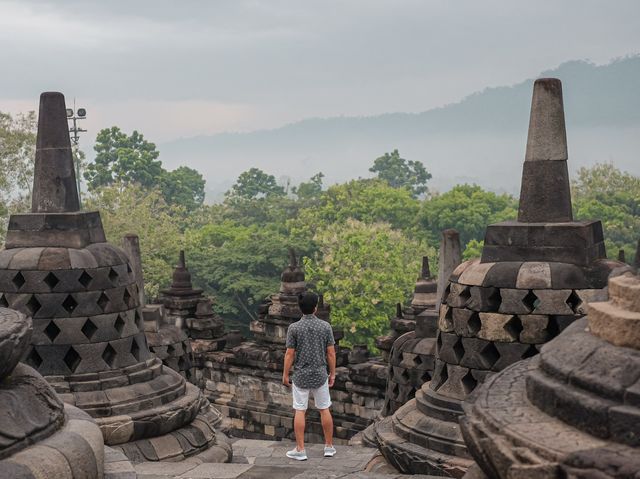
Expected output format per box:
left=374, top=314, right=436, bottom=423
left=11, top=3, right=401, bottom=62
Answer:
left=0, top=0, right=639, bottom=142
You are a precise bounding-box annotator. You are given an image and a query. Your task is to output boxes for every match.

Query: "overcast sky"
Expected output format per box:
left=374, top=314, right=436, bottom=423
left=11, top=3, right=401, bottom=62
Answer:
left=1, top=0, right=639, bottom=144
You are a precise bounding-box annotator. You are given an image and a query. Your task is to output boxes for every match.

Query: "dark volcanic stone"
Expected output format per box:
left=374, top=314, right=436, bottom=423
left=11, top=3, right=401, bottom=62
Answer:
left=31, top=92, right=80, bottom=214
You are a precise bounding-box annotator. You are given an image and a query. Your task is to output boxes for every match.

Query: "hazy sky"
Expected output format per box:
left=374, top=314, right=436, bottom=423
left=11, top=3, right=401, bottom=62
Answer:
left=1, top=0, right=639, bottom=144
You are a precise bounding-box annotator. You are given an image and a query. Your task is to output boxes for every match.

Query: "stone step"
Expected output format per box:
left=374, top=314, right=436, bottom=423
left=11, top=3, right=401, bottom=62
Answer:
left=608, top=273, right=640, bottom=313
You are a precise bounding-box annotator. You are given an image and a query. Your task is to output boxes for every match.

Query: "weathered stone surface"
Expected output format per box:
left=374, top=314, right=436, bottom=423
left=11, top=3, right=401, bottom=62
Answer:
left=378, top=79, right=627, bottom=476
left=462, top=305, right=640, bottom=479
left=0, top=91, right=230, bottom=466
left=31, top=92, right=80, bottom=214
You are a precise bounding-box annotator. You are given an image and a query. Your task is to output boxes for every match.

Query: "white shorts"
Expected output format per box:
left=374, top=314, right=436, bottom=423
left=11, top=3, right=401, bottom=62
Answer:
left=292, top=380, right=332, bottom=411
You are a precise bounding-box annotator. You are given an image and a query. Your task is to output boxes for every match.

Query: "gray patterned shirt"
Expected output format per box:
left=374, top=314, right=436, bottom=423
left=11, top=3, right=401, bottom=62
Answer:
left=286, top=314, right=336, bottom=389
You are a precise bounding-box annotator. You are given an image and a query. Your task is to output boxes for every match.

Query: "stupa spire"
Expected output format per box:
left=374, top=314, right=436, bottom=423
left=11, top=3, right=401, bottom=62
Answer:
left=518, top=78, right=572, bottom=223
left=420, top=256, right=431, bottom=279
left=31, top=92, right=80, bottom=213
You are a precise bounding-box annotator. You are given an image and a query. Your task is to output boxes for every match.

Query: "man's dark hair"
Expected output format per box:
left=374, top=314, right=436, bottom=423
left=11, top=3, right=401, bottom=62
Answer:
left=298, top=292, right=319, bottom=315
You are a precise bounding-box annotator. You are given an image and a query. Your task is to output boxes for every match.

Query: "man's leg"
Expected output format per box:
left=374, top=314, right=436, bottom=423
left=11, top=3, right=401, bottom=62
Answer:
left=294, top=409, right=306, bottom=451
left=290, top=383, right=309, bottom=456
left=313, top=380, right=334, bottom=448
left=319, top=408, right=333, bottom=446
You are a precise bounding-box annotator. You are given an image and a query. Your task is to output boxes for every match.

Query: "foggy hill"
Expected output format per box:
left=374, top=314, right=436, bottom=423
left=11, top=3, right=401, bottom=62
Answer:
left=159, top=56, right=640, bottom=201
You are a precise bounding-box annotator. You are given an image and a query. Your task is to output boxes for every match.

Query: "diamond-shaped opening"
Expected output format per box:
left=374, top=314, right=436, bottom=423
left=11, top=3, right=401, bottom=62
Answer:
left=134, top=310, right=142, bottom=329
left=458, top=286, right=471, bottom=306
left=400, top=368, right=410, bottom=382
left=461, top=370, right=478, bottom=394
left=63, top=346, right=82, bottom=373
left=12, top=272, right=26, bottom=290
left=127, top=263, right=133, bottom=274
left=44, top=320, right=61, bottom=342
left=108, top=268, right=119, bottom=284
left=78, top=271, right=93, bottom=288
left=43, top=272, right=59, bottom=290
left=392, top=383, right=400, bottom=398
left=412, top=355, right=423, bottom=367
left=26, top=347, right=42, bottom=369
left=503, top=315, right=523, bottom=341
left=0, top=294, right=8, bottom=308
left=123, top=288, right=132, bottom=306
left=178, top=356, right=187, bottom=370
left=25, top=295, right=41, bottom=316
left=432, top=362, right=449, bottom=391
left=468, top=312, right=481, bottom=335
left=81, top=319, right=98, bottom=340
left=114, top=315, right=126, bottom=335
left=522, top=344, right=539, bottom=360
left=480, top=342, right=500, bottom=369
left=102, top=343, right=117, bottom=368
left=97, top=292, right=110, bottom=312
left=130, top=338, right=140, bottom=362
left=441, top=284, right=451, bottom=305
left=436, top=332, right=443, bottom=354
left=522, top=290, right=540, bottom=313
left=62, top=295, right=78, bottom=314
left=167, top=344, right=176, bottom=355
left=488, top=287, right=502, bottom=311
left=452, top=337, right=465, bottom=363
left=566, top=290, right=583, bottom=314
left=421, top=370, right=432, bottom=383
left=547, top=316, right=560, bottom=337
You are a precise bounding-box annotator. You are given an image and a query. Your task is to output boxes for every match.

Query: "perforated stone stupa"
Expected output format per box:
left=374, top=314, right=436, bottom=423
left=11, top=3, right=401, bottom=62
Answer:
left=0, top=307, right=105, bottom=478
left=0, top=92, right=230, bottom=464
left=379, top=230, right=462, bottom=419
left=461, top=272, right=640, bottom=479
left=375, top=78, right=631, bottom=476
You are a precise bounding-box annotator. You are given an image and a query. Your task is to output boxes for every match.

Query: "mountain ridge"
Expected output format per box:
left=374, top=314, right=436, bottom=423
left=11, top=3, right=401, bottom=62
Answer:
left=159, top=55, right=640, bottom=200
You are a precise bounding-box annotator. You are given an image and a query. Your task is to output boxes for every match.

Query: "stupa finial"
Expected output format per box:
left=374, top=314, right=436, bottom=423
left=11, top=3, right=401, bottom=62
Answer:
left=31, top=92, right=80, bottom=213
left=518, top=78, right=572, bottom=223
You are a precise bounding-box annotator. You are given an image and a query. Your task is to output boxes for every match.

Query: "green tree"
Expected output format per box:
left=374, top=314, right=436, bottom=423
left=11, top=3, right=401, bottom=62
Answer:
left=0, top=111, right=36, bottom=200
left=161, top=166, right=206, bottom=212
left=85, top=127, right=163, bottom=190
left=572, top=163, right=640, bottom=261
left=84, top=183, right=183, bottom=299
left=184, top=221, right=315, bottom=332
left=0, top=111, right=37, bottom=240
left=290, top=178, right=421, bottom=242
left=225, top=168, right=286, bottom=201
left=369, top=149, right=432, bottom=197
left=463, top=239, right=484, bottom=260
left=420, top=184, right=517, bottom=248
left=304, top=219, right=430, bottom=350
left=292, top=172, right=324, bottom=200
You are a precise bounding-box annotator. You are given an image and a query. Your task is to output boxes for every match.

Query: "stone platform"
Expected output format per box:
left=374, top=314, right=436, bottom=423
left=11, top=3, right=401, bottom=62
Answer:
left=105, top=438, right=441, bottom=478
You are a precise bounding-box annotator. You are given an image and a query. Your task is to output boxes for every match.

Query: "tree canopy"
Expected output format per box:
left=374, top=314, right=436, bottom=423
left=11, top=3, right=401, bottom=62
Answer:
left=369, top=149, right=432, bottom=197
left=85, top=126, right=206, bottom=211
left=225, top=167, right=286, bottom=201
left=572, top=163, right=640, bottom=261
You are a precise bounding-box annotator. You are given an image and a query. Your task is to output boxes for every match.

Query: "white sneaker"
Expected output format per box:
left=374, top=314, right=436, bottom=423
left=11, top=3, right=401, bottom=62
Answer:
left=324, top=445, right=337, bottom=457
left=286, top=447, right=308, bottom=461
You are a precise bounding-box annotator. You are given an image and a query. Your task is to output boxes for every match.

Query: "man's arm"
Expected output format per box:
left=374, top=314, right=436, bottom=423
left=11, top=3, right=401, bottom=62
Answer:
left=283, top=348, right=295, bottom=387
left=327, top=345, right=336, bottom=387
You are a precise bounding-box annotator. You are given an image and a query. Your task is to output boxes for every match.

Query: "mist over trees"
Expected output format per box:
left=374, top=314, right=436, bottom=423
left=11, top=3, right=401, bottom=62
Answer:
left=0, top=116, right=638, bottom=347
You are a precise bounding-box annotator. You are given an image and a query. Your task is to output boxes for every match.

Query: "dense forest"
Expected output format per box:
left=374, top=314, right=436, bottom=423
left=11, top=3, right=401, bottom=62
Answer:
left=1, top=113, right=638, bottom=349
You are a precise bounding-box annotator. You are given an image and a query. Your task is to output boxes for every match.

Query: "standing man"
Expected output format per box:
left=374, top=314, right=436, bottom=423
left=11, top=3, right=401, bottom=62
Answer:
left=283, top=291, right=337, bottom=460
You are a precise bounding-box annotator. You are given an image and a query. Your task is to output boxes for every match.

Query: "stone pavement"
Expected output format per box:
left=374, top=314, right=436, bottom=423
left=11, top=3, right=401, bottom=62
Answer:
left=105, top=438, right=438, bottom=478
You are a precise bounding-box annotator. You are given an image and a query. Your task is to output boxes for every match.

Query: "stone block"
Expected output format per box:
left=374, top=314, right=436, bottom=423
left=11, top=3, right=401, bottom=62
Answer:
left=519, top=315, right=550, bottom=344
left=477, top=313, right=519, bottom=342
